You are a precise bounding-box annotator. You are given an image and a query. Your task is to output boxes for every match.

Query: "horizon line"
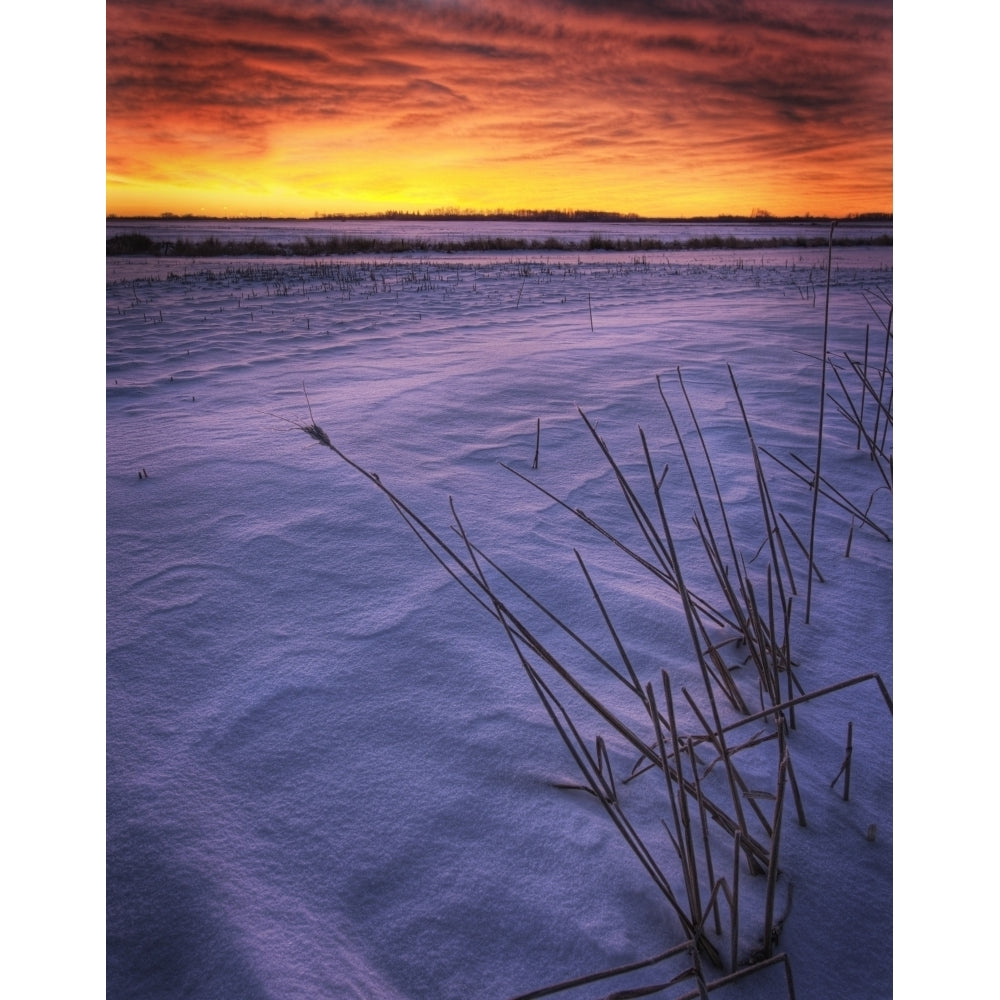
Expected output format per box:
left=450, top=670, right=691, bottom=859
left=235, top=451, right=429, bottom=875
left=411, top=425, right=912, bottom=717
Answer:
left=108, top=209, right=893, bottom=223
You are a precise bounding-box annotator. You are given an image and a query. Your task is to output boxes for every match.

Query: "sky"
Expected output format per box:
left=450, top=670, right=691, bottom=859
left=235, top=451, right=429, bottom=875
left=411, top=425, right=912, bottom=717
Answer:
left=105, top=0, right=893, bottom=218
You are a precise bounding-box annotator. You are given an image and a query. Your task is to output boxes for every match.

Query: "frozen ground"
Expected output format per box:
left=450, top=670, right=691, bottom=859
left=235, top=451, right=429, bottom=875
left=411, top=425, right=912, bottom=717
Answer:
left=106, top=246, right=892, bottom=998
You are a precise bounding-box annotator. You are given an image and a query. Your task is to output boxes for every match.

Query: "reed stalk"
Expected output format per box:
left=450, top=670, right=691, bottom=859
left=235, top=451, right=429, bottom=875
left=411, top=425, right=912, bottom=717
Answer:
left=580, top=409, right=681, bottom=586
left=718, top=673, right=892, bottom=739
left=765, top=569, right=784, bottom=706
left=461, top=538, right=643, bottom=695
left=638, top=427, right=766, bottom=872
left=595, top=735, right=617, bottom=804
left=515, top=650, right=684, bottom=911
left=657, top=673, right=704, bottom=932
left=871, top=309, right=892, bottom=456
left=672, top=952, right=797, bottom=1000
left=805, top=221, right=837, bottom=623
left=730, top=834, right=741, bottom=972
left=844, top=351, right=892, bottom=440
left=829, top=721, right=854, bottom=801
left=439, top=502, right=680, bottom=782
left=575, top=550, right=646, bottom=698
left=782, top=597, right=799, bottom=723
left=650, top=696, right=691, bottom=856
left=658, top=370, right=775, bottom=708
left=777, top=514, right=824, bottom=584
left=500, top=461, right=734, bottom=629
left=783, top=751, right=808, bottom=828
left=681, top=689, right=774, bottom=844
left=727, top=366, right=797, bottom=603
left=506, top=941, right=692, bottom=1000
left=792, top=451, right=891, bottom=532
left=858, top=323, right=869, bottom=450
left=657, top=371, right=741, bottom=589
left=827, top=361, right=892, bottom=489
left=879, top=386, right=892, bottom=456
left=761, top=448, right=890, bottom=541
left=441, top=491, right=768, bottom=896
left=762, top=755, right=789, bottom=957
left=688, top=739, right=722, bottom=935
left=701, top=630, right=750, bottom=716
left=842, top=350, right=894, bottom=434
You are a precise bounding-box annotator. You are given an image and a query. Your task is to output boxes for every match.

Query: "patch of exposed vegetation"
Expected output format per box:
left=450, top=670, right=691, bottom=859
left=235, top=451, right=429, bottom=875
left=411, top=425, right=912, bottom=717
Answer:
left=108, top=231, right=892, bottom=258
left=105, top=232, right=158, bottom=255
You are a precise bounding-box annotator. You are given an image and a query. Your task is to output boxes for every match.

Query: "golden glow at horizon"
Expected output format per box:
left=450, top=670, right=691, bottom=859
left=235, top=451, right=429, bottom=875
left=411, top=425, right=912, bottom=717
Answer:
left=107, top=0, right=893, bottom=218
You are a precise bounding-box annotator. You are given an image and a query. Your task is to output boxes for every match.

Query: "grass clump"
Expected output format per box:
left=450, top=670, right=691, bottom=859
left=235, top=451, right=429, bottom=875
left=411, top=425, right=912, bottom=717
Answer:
left=292, top=340, right=892, bottom=997
left=106, top=232, right=158, bottom=255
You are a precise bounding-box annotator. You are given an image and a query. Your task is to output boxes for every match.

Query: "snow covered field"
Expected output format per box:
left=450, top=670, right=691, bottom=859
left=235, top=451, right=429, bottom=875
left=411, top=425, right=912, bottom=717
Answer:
left=107, top=240, right=892, bottom=999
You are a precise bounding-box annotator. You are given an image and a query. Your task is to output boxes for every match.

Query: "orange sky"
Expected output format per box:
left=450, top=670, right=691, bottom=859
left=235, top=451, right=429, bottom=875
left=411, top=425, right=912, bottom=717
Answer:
left=106, top=0, right=892, bottom=218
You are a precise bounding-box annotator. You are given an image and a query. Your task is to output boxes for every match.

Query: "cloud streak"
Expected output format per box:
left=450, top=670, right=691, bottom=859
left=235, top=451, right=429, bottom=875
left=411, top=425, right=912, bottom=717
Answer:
left=106, top=0, right=892, bottom=216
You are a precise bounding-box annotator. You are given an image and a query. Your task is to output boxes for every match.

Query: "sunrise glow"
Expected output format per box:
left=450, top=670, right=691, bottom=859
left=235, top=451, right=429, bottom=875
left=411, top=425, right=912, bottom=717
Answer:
left=106, top=0, right=893, bottom=218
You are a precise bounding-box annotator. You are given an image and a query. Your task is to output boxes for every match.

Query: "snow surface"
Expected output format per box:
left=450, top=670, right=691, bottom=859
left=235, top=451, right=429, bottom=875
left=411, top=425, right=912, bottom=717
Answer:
left=107, top=239, right=892, bottom=999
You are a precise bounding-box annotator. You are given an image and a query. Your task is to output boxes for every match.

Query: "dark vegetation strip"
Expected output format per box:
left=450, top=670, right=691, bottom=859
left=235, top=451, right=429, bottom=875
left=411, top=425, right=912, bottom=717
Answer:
left=109, top=209, right=893, bottom=223
left=107, top=231, right=892, bottom=257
